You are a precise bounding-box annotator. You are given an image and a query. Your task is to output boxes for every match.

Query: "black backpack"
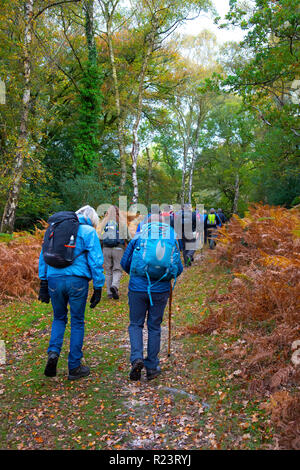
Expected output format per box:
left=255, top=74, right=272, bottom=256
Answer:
left=42, top=211, right=80, bottom=268
left=182, top=210, right=196, bottom=241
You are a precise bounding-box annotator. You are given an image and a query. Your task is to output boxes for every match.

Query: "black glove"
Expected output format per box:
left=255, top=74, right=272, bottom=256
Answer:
left=38, top=280, right=50, bottom=303
left=90, top=288, right=102, bottom=308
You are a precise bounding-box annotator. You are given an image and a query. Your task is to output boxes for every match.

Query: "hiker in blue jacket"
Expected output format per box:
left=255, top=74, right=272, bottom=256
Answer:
left=38, top=205, right=105, bottom=381
left=121, top=215, right=183, bottom=381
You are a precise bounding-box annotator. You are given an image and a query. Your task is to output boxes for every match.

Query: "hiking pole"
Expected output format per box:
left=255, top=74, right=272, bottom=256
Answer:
left=168, top=282, right=173, bottom=357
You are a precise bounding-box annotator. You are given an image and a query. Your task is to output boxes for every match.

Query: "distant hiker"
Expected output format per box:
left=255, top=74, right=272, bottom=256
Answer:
left=205, top=208, right=222, bottom=250
left=177, top=204, right=198, bottom=267
left=217, top=208, right=227, bottom=224
left=100, top=205, right=126, bottom=300
left=120, top=214, right=183, bottom=381
left=38, top=205, right=105, bottom=381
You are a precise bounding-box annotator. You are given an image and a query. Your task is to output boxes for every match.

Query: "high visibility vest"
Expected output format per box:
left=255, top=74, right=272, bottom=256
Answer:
left=208, top=214, right=216, bottom=225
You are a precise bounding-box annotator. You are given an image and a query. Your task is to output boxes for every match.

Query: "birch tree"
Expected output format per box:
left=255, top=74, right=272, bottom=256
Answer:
left=97, top=0, right=129, bottom=192
left=1, top=0, right=81, bottom=233
left=0, top=0, right=33, bottom=233
left=128, top=0, right=211, bottom=204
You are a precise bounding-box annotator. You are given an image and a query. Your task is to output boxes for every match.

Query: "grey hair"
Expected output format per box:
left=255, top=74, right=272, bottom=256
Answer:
left=76, top=205, right=99, bottom=228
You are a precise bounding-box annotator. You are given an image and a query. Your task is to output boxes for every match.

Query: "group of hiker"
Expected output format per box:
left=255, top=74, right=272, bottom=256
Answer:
left=38, top=204, right=226, bottom=382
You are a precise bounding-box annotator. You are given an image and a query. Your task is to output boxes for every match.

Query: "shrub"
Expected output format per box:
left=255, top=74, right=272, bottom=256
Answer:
left=198, top=204, right=300, bottom=448
left=0, top=225, right=45, bottom=301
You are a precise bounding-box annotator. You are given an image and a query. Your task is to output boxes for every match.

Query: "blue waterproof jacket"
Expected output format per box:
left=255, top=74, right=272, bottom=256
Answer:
left=120, top=235, right=183, bottom=293
left=39, top=214, right=105, bottom=289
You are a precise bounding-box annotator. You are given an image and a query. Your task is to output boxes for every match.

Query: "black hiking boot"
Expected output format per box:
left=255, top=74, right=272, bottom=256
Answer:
left=68, top=364, right=90, bottom=381
left=146, top=367, right=161, bottom=381
left=129, top=358, right=144, bottom=381
left=44, top=351, right=59, bottom=377
left=110, top=286, right=119, bottom=300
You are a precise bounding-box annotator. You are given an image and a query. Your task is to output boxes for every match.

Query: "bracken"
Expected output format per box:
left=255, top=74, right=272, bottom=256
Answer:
left=197, top=203, right=300, bottom=449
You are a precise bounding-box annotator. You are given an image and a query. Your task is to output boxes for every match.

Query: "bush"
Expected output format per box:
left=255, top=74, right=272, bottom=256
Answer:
left=0, top=226, right=45, bottom=301
left=198, top=204, right=300, bottom=448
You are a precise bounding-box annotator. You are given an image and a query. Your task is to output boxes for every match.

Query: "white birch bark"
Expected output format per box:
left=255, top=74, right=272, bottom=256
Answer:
left=232, top=173, right=240, bottom=214
left=1, top=0, right=33, bottom=233
left=100, top=0, right=127, bottom=192
left=130, top=34, right=155, bottom=204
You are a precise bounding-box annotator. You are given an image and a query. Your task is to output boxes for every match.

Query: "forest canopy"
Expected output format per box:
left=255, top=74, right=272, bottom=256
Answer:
left=0, top=0, right=299, bottom=231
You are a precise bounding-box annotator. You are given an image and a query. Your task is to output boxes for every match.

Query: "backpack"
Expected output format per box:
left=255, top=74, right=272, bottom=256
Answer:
left=218, top=212, right=226, bottom=223
left=130, top=222, right=180, bottom=305
left=102, top=220, right=124, bottom=247
left=182, top=210, right=196, bottom=241
left=207, top=213, right=217, bottom=226
left=42, top=211, right=80, bottom=268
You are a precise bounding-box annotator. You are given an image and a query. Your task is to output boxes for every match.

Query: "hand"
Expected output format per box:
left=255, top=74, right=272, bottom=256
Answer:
left=90, top=288, right=102, bottom=308
left=38, top=280, right=50, bottom=303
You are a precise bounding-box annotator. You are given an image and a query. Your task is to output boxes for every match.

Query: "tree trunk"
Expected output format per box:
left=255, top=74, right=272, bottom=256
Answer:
left=131, top=128, right=139, bottom=204
left=181, top=140, right=188, bottom=206
left=146, top=147, right=152, bottom=208
left=232, top=173, right=240, bottom=214
left=130, top=33, right=155, bottom=205
left=106, top=15, right=127, bottom=192
left=85, top=0, right=96, bottom=64
left=1, top=0, right=33, bottom=233
left=188, top=102, right=204, bottom=205
left=188, top=147, right=198, bottom=205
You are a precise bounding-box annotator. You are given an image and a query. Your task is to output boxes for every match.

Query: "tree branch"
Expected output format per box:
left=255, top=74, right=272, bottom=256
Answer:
left=33, top=0, right=82, bottom=20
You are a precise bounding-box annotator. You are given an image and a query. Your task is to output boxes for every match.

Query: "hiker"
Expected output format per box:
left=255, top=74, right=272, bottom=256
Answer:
left=177, top=204, right=198, bottom=268
left=217, top=208, right=227, bottom=224
left=38, top=205, right=105, bottom=381
left=120, top=214, right=183, bottom=381
left=206, top=208, right=222, bottom=250
left=100, top=205, right=126, bottom=300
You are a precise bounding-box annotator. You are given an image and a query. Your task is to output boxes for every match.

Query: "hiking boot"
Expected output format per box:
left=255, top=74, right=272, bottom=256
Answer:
left=68, top=364, right=90, bottom=381
left=146, top=367, right=161, bottom=381
left=110, top=286, right=119, bottom=300
left=44, top=351, right=59, bottom=377
left=129, top=358, right=144, bottom=381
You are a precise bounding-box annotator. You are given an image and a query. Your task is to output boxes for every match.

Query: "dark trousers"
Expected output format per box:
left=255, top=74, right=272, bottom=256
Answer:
left=128, top=290, right=169, bottom=370
left=182, top=239, right=195, bottom=267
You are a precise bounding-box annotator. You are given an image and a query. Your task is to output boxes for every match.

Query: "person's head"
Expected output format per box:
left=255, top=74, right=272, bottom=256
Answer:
left=105, top=205, right=120, bottom=223
left=210, top=208, right=215, bottom=214
left=76, top=205, right=99, bottom=229
left=217, top=208, right=223, bottom=213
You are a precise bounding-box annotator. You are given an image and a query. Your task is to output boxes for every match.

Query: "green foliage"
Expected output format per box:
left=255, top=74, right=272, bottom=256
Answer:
left=57, top=171, right=117, bottom=211
left=0, top=0, right=298, bottom=231
left=73, top=61, right=104, bottom=172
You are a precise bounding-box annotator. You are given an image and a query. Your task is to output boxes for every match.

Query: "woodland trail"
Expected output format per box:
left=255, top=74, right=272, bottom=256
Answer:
left=0, top=251, right=273, bottom=450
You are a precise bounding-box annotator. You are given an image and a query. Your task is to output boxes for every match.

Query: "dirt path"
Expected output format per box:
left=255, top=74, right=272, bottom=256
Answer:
left=0, top=252, right=272, bottom=450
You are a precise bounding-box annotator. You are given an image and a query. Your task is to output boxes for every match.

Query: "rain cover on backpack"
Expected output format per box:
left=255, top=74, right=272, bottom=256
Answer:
left=130, top=223, right=180, bottom=303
